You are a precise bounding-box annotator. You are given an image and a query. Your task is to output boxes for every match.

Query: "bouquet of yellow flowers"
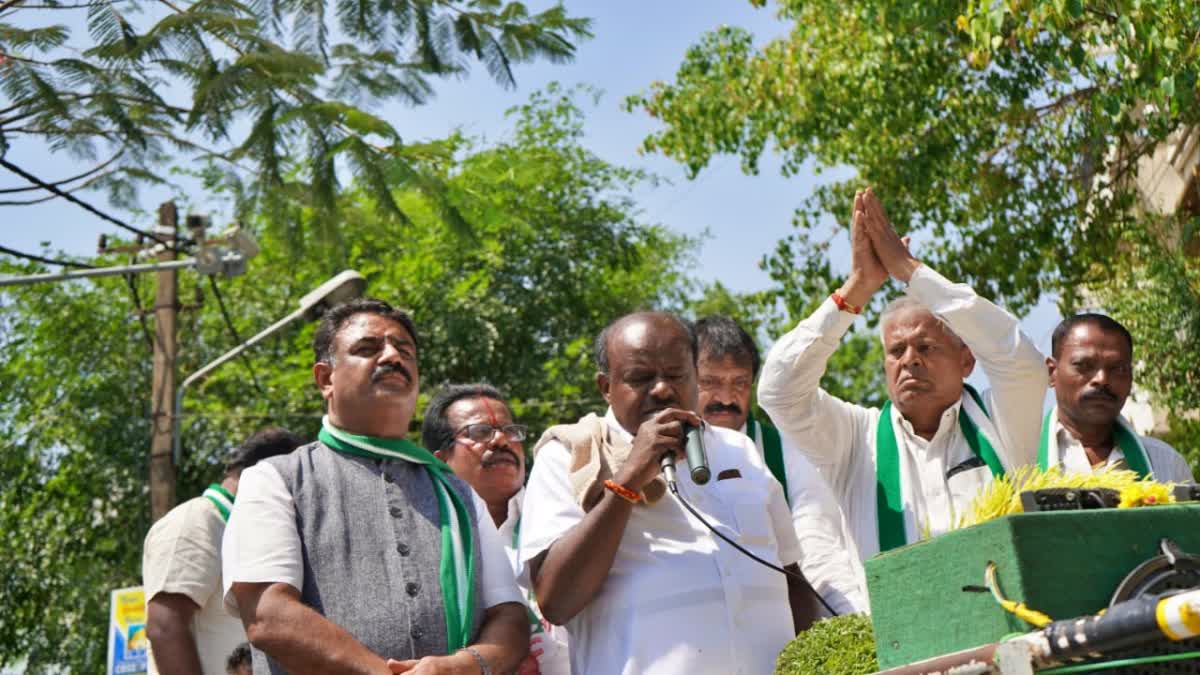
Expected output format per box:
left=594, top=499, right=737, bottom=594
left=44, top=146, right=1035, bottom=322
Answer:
left=955, top=466, right=1176, bottom=529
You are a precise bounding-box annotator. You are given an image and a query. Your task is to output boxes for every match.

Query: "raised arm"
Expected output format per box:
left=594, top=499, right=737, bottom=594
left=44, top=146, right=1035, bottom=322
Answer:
left=758, top=191, right=884, bottom=475
left=782, top=449, right=868, bottom=614
left=861, top=188, right=1046, bottom=468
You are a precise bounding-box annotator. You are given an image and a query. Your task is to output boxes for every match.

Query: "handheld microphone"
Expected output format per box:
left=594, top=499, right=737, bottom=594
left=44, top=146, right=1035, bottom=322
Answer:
left=660, top=452, right=678, bottom=487
left=682, top=422, right=710, bottom=485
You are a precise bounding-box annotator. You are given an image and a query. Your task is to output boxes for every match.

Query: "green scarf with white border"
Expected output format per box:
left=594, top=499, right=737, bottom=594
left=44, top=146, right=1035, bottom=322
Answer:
left=1037, top=406, right=1151, bottom=479
left=875, top=384, right=1005, bottom=553
left=317, top=415, right=477, bottom=651
left=203, top=483, right=234, bottom=522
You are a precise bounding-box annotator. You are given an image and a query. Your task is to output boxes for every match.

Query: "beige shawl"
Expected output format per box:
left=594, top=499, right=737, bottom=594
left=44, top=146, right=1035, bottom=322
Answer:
left=532, top=413, right=666, bottom=511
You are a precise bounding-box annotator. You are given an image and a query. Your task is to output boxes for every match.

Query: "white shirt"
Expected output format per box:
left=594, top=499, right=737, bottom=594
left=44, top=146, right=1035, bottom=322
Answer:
left=519, top=409, right=802, bottom=675
left=142, top=496, right=245, bottom=675
left=758, top=265, right=1047, bottom=561
left=497, top=489, right=573, bottom=675
left=741, top=423, right=868, bottom=615
left=1054, top=423, right=1195, bottom=483
left=221, top=462, right=522, bottom=615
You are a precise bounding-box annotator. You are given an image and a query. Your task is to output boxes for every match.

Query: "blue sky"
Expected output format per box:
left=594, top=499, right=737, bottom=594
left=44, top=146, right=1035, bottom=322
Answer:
left=1, top=0, right=1062, bottom=354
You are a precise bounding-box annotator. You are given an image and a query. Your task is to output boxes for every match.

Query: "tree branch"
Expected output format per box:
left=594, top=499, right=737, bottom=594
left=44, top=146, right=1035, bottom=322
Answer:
left=1034, top=87, right=1099, bottom=116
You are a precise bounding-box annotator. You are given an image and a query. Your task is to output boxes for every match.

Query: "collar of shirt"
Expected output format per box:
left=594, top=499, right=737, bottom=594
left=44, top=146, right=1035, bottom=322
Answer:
left=1055, top=422, right=1126, bottom=474
left=496, top=486, right=525, bottom=542
left=895, top=400, right=962, bottom=453
left=603, top=407, right=635, bottom=444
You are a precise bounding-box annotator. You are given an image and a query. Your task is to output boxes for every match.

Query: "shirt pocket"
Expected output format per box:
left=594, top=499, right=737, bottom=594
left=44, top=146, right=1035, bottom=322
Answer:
left=946, top=463, right=993, bottom=513
left=714, top=480, right=776, bottom=551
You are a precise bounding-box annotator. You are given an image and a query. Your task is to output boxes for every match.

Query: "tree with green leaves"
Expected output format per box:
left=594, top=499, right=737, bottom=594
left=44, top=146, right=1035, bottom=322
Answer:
left=0, top=0, right=591, bottom=244
left=0, top=85, right=695, bottom=672
left=628, top=0, right=1200, bottom=458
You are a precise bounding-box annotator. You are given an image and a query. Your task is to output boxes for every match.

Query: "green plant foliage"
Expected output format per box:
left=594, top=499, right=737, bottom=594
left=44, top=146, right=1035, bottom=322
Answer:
left=0, top=85, right=696, bottom=673
left=628, top=0, right=1200, bottom=458
left=0, top=0, right=592, bottom=242
left=775, top=613, right=878, bottom=675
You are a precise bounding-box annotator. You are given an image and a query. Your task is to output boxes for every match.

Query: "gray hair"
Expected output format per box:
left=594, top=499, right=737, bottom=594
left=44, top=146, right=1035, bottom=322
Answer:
left=878, top=297, right=963, bottom=346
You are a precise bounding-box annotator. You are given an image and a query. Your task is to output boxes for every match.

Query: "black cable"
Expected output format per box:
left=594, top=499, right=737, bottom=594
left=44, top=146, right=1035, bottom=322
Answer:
left=666, top=479, right=841, bottom=618
left=207, top=276, right=266, bottom=396
left=0, top=243, right=95, bottom=268
left=123, top=271, right=154, bottom=353
left=0, top=157, right=189, bottom=249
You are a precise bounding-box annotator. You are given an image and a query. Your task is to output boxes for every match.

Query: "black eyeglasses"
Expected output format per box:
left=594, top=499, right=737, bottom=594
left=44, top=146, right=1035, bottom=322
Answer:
left=453, top=423, right=529, bottom=444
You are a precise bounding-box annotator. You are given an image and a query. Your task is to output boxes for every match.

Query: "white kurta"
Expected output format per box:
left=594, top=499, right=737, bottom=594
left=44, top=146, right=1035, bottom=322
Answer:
left=757, top=265, right=1047, bottom=561
left=741, top=422, right=868, bottom=614
left=497, top=489, right=572, bottom=675
left=518, top=410, right=802, bottom=675
left=142, top=496, right=246, bottom=675
left=1051, top=422, right=1195, bottom=483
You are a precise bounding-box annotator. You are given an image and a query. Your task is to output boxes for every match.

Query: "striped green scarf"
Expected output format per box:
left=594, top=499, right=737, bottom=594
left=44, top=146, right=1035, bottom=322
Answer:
left=317, top=416, right=477, bottom=651
left=203, top=483, right=234, bottom=522
left=875, top=384, right=1004, bottom=553
left=746, top=414, right=789, bottom=506
left=1037, top=406, right=1151, bottom=479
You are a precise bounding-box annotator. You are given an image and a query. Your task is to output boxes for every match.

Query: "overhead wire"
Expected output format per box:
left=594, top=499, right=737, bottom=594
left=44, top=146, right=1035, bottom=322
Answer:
left=207, top=276, right=266, bottom=396
left=0, top=157, right=187, bottom=249
left=0, top=151, right=123, bottom=193
left=0, top=243, right=95, bottom=269
left=123, top=267, right=155, bottom=353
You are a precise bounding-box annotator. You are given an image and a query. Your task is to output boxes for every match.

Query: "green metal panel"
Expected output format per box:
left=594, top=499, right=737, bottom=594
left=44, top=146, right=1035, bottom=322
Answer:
left=866, top=505, right=1200, bottom=669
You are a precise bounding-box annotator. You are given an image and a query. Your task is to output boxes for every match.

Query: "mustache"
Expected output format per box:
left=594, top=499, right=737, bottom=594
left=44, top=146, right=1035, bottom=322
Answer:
left=370, top=362, right=412, bottom=384
left=704, top=402, right=743, bottom=416
left=1082, top=387, right=1118, bottom=402
left=481, top=446, right=520, bottom=467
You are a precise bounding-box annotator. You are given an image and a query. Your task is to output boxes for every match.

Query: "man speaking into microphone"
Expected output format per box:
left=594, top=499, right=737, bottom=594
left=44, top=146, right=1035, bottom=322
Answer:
left=519, top=311, right=822, bottom=675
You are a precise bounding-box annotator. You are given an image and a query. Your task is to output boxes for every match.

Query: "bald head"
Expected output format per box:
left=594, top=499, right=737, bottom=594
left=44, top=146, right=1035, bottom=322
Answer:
left=595, top=312, right=698, bottom=374
left=595, top=312, right=700, bottom=436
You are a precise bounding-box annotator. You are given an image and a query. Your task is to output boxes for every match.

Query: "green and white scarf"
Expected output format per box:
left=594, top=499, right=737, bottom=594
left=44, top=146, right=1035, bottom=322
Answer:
left=1037, top=406, right=1151, bottom=479
left=203, top=483, right=234, bottom=522
left=746, top=413, right=789, bottom=506
left=875, top=384, right=1005, bottom=553
left=317, top=416, right=477, bottom=651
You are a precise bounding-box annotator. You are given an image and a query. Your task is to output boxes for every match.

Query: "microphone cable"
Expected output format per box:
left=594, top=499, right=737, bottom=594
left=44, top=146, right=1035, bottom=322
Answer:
left=665, top=478, right=841, bottom=618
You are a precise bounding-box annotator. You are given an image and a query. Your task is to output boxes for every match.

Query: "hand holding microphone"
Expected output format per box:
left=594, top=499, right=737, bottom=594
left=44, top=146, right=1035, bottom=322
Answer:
left=613, top=408, right=703, bottom=495
left=660, top=421, right=710, bottom=487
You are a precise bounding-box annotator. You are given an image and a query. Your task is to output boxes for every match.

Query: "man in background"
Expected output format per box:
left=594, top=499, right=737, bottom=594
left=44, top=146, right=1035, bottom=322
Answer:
left=1041, top=313, right=1194, bottom=482
left=423, top=383, right=571, bottom=674
left=143, top=427, right=305, bottom=675
left=695, top=315, right=867, bottom=614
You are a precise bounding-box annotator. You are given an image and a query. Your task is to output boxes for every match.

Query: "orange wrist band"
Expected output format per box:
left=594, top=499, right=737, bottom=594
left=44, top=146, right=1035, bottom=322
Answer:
left=604, top=479, right=642, bottom=504
left=831, top=292, right=863, bottom=315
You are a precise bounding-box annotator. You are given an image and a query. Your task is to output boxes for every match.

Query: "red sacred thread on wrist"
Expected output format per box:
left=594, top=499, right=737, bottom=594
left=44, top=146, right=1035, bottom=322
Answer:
left=604, top=479, right=642, bottom=504
left=831, top=292, right=863, bottom=315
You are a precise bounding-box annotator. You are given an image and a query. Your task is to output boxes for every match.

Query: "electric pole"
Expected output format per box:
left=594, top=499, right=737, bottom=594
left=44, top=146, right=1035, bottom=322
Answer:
left=149, top=202, right=178, bottom=522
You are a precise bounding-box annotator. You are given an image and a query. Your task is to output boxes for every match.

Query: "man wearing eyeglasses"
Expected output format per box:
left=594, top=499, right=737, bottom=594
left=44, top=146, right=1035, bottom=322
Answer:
left=422, top=384, right=570, bottom=675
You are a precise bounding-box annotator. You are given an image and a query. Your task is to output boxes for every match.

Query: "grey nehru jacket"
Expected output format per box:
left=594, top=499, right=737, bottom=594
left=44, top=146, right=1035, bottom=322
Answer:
left=251, top=441, right=485, bottom=674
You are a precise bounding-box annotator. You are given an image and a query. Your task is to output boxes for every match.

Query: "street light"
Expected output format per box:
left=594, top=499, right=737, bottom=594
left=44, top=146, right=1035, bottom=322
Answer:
left=172, top=270, right=367, bottom=463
